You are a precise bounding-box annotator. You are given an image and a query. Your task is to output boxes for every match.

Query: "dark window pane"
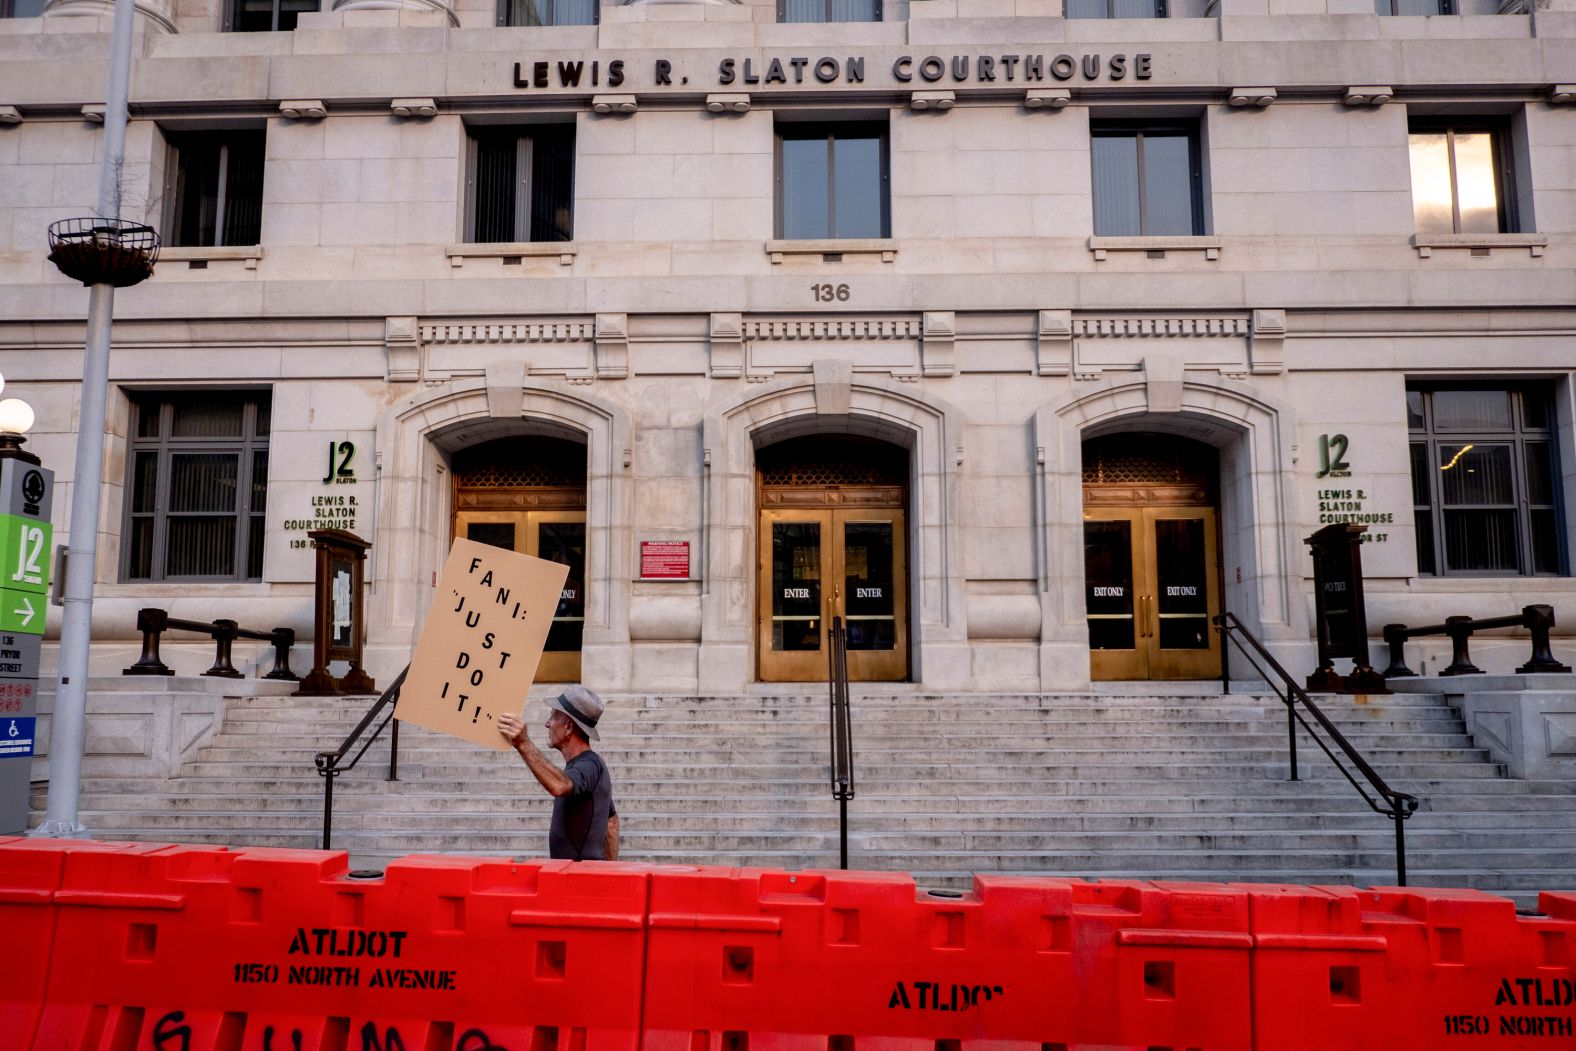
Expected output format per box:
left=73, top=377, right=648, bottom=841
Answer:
left=1439, top=444, right=1513, bottom=506
left=832, top=134, right=884, bottom=239
left=172, top=393, right=246, bottom=438
left=1406, top=390, right=1425, bottom=430
left=539, top=521, right=586, bottom=653
left=136, top=403, right=162, bottom=438
left=1443, top=509, right=1518, bottom=572
left=248, top=514, right=265, bottom=578
left=1084, top=520, right=1134, bottom=650
left=1140, top=131, right=1197, bottom=236
left=171, top=138, right=222, bottom=247
left=781, top=136, right=830, bottom=239
left=844, top=522, right=895, bottom=652
left=1154, top=518, right=1208, bottom=650
left=1409, top=442, right=1431, bottom=506
left=1413, top=510, right=1436, bottom=576
left=1065, top=0, right=1107, bottom=14
left=8, top=0, right=48, bottom=15
left=1522, top=392, right=1551, bottom=431
left=1433, top=389, right=1512, bottom=431
left=251, top=450, right=269, bottom=513
left=530, top=128, right=575, bottom=242
left=169, top=454, right=240, bottom=513
left=127, top=518, right=154, bottom=580
left=222, top=135, right=265, bottom=246
left=166, top=517, right=237, bottom=576
left=1530, top=510, right=1560, bottom=575
left=472, top=132, right=519, bottom=243
left=1091, top=134, right=1140, bottom=236
left=133, top=452, right=159, bottom=513
left=254, top=398, right=271, bottom=437
left=1110, top=0, right=1158, bottom=13
left=1525, top=441, right=1553, bottom=506
left=771, top=522, right=822, bottom=652
left=467, top=523, right=516, bottom=550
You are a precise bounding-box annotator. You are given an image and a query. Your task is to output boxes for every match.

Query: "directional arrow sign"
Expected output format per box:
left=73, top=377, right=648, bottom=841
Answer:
left=0, top=587, right=43, bottom=635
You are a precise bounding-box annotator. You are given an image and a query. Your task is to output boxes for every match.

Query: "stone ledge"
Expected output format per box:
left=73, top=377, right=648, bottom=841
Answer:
left=445, top=242, right=577, bottom=267
left=1088, top=236, right=1221, bottom=261
left=1410, top=233, right=1549, bottom=258
left=157, top=245, right=264, bottom=270
left=765, top=238, right=898, bottom=263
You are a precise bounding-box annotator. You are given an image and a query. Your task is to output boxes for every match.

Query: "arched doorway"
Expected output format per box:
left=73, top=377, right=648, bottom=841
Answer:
left=756, top=435, right=909, bottom=682
left=1083, top=433, right=1222, bottom=680
left=452, top=435, right=586, bottom=682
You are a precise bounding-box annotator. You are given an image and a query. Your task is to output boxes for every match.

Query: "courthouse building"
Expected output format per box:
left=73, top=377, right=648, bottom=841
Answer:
left=0, top=0, right=1572, bottom=693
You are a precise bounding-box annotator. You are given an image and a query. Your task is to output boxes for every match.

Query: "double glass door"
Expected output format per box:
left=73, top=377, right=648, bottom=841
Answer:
left=455, top=510, right=585, bottom=682
left=1084, top=506, right=1221, bottom=680
left=758, top=508, right=907, bottom=681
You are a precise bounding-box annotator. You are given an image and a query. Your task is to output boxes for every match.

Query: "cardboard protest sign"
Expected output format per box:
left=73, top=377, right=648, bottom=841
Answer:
left=396, top=537, right=570, bottom=750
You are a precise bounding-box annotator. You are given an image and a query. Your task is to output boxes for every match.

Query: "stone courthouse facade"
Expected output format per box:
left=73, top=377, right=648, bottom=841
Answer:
left=0, top=0, right=1573, bottom=693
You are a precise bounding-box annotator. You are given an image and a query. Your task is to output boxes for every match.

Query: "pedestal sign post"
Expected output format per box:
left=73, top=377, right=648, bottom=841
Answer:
left=296, top=529, right=374, bottom=696
left=1305, top=522, right=1387, bottom=694
left=0, top=458, right=51, bottom=833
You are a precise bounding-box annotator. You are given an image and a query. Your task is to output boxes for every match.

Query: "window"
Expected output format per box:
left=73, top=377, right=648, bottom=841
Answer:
left=1090, top=122, right=1205, bottom=237
left=164, top=129, right=265, bottom=248
left=776, top=123, right=889, bottom=240
left=1, top=0, right=47, bottom=18
left=1066, top=0, right=1165, bottom=17
left=228, top=0, right=319, bottom=31
left=778, top=0, right=879, bottom=21
left=1408, top=122, right=1516, bottom=234
left=124, top=392, right=271, bottom=583
left=498, top=0, right=596, bottom=26
left=1376, top=0, right=1451, bottom=14
left=1408, top=384, right=1564, bottom=576
left=464, top=126, right=575, bottom=244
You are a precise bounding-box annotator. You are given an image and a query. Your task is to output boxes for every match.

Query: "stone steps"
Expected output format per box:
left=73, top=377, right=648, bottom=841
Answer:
left=33, top=682, right=1576, bottom=909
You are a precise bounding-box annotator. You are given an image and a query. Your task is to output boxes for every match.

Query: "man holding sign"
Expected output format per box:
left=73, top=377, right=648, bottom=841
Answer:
left=498, top=686, right=620, bottom=862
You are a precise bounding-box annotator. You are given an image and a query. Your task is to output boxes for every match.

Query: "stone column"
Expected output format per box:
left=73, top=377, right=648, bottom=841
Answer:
left=43, top=0, right=177, bottom=33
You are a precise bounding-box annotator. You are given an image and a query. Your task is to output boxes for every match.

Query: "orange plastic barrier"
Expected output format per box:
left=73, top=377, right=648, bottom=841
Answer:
left=0, top=837, right=152, bottom=1049
left=640, top=868, right=1255, bottom=1051
left=4, top=837, right=1572, bottom=1051
left=28, top=845, right=651, bottom=1051
left=1245, top=883, right=1576, bottom=1051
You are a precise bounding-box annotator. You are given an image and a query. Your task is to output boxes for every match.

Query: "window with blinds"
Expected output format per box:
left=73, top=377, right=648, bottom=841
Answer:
left=497, top=0, right=596, bottom=25
left=1090, top=121, right=1205, bottom=237
left=1065, top=0, right=1165, bottom=17
left=1376, top=0, right=1451, bottom=14
left=777, top=0, right=878, bottom=22
left=776, top=122, right=889, bottom=240
left=124, top=391, right=271, bottom=582
left=464, top=126, right=575, bottom=244
left=227, top=0, right=320, bottom=31
left=1408, top=384, right=1564, bottom=577
left=164, top=129, right=266, bottom=248
left=1408, top=121, right=1518, bottom=235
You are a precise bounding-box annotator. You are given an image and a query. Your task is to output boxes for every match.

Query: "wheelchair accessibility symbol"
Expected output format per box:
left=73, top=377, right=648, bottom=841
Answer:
left=7, top=720, right=15, bottom=737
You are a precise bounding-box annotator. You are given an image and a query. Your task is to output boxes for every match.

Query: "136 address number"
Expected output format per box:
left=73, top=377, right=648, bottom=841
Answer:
left=811, top=283, right=851, bottom=303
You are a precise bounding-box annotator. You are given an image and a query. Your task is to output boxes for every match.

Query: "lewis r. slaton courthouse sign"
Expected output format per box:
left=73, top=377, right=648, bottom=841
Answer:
left=396, top=538, right=570, bottom=750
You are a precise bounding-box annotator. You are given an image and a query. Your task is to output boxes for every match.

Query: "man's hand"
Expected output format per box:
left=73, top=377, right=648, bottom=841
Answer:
left=497, top=712, right=528, bottom=748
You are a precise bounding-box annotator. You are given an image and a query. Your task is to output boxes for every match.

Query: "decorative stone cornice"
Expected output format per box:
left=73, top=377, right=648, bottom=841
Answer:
left=743, top=318, right=920, bottom=341
left=1074, top=316, right=1250, bottom=338
left=419, top=321, right=593, bottom=345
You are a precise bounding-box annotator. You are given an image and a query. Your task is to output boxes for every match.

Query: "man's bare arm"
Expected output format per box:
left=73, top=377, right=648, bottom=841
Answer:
left=497, top=713, right=573, bottom=797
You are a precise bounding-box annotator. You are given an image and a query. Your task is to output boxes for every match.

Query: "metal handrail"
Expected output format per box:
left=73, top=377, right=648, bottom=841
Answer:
left=1214, top=612, right=1421, bottom=885
left=827, top=616, right=854, bottom=870
left=313, top=663, right=408, bottom=850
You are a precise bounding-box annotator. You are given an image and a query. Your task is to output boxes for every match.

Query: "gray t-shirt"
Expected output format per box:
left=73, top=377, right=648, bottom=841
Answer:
left=549, top=749, right=614, bottom=861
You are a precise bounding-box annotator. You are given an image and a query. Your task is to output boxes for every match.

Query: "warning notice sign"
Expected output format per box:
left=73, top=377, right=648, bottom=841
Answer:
left=395, top=539, right=569, bottom=750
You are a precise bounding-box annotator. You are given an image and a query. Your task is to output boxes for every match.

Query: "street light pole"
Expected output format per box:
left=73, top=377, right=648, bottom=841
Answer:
left=34, top=0, right=139, bottom=836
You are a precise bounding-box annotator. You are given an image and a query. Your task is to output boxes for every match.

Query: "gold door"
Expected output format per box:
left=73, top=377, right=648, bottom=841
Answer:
left=758, top=508, right=908, bottom=682
left=456, top=510, right=586, bottom=682
left=1085, top=507, right=1221, bottom=681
